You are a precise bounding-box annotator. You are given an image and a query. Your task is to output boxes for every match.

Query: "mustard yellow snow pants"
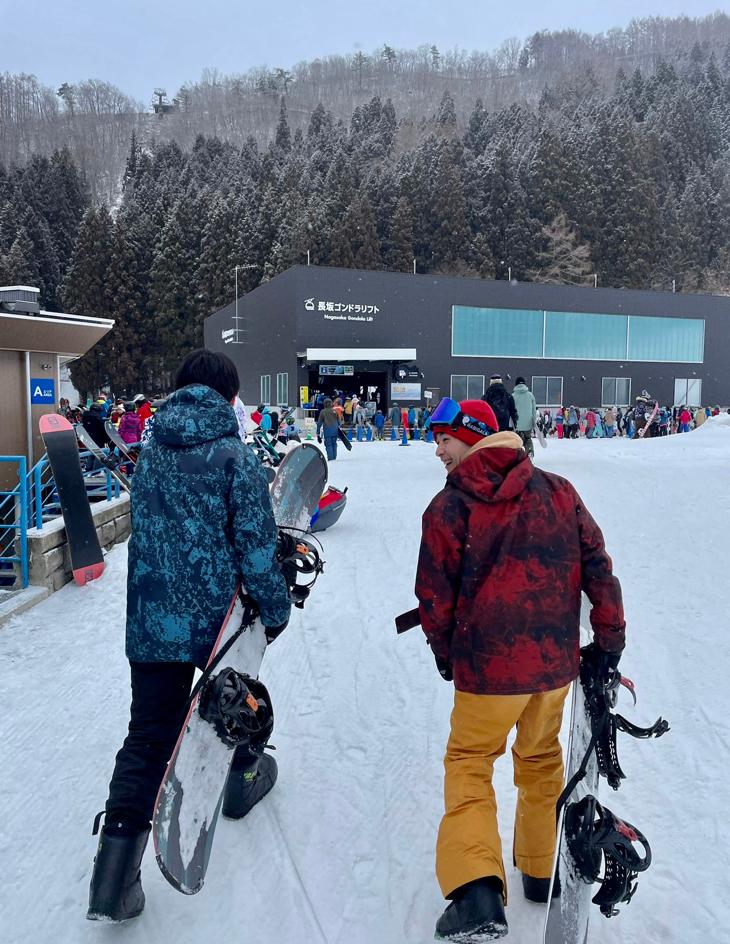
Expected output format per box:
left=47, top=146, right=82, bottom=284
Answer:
left=436, top=685, right=570, bottom=901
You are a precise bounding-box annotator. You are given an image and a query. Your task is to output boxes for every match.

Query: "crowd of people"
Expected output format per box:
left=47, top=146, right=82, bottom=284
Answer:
left=539, top=402, right=724, bottom=440
left=477, top=374, right=725, bottom=449
left=57, top=393, right=157, bottom=451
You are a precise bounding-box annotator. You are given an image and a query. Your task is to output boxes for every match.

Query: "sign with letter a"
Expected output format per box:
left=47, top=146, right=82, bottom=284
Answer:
left=31, top=378, right=56, bottom=405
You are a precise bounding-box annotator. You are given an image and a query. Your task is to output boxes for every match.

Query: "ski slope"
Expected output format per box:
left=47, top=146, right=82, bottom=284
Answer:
left=2, top=420, right=729, bottom=944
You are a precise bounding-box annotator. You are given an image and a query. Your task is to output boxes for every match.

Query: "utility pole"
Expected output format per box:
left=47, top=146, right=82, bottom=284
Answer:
left=232, top=264, right=258, bottom=343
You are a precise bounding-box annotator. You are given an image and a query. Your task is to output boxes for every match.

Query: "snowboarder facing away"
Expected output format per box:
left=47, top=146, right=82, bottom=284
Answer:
left=87, top=349, right=291, bottom=923
left=416, top=397, right=625, bottom=942
left=482, top=374, right=518, bottom=432
left=511, top=376, right=537, bottom=458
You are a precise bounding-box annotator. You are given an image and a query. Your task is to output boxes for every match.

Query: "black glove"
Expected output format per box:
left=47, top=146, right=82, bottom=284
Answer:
left=434, top=652, right=453, bottom=682
left=581, top=642, right=622, bottom=682
left=264, top=619, right=289, bottom=645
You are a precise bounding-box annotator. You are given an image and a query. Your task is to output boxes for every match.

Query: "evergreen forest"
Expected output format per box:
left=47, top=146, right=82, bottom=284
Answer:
left=1, top=14, right=729, bottom=395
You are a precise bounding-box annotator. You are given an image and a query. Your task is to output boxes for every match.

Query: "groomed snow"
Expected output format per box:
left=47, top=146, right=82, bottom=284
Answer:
left=2, top=420, right=729, bottom=944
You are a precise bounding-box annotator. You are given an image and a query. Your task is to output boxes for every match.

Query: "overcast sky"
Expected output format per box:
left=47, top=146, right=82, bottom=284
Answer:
left=2, top=0, right=726, bottom=104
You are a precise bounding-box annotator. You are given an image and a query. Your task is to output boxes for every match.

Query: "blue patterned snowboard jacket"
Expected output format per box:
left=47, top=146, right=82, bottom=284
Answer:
left=125, top=384, right=291, bottom=666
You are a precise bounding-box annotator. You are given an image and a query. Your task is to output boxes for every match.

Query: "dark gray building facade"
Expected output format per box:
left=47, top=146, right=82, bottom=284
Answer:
left=204, top=265, right=730, bottom=410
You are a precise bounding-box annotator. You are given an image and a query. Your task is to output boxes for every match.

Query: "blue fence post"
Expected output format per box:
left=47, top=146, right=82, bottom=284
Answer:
left=34, top=462, right=44, bottom=530
left=18, top=457, right=28, bottom=588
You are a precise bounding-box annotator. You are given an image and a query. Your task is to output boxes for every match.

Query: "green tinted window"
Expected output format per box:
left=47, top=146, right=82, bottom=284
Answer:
left=628, top=316, right=704, bottom=362
left=452, top=306, right=543, bottom=357
left=545, top=311, right=628, bottom=359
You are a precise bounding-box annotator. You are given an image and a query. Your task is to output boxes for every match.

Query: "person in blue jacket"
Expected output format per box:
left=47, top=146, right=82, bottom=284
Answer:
left=373, top=409, right=386, bottom=440
left=87, top=349, right=291, bottom=923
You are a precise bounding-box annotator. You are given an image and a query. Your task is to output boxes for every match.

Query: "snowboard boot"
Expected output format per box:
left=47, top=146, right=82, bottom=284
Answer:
left=435, top=877, right=508, bottom=942
left=522, top=872, right=561, bottom=903
left=222, top=751, right=278, bottom=819
left=87, top=816, right=149, bottom=922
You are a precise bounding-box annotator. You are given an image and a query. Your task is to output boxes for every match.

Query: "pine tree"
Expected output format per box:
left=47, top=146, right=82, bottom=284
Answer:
left=350, top=195, right=381, bottom=270
left=389, top=196, right=414, bottom=272
left=529, top=213, right=593, bottom=284
left=428, top=143, right=470, bottom=272
left=105, top=217, right=151, bottom=394
left=61, top=207, right=115, bottom=396
left=436, top=89, right=457, bottom=133
left=464, top=99, right=490, bottom=153
left=149, top=197, right=203, bottom=374
left=20, top=207, right=61, bottom=307
left=4, top=227, right=41, bottom=286
left=274, top=97, right=292, bottom=153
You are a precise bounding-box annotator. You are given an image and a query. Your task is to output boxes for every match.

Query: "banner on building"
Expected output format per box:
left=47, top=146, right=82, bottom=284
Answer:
left=390, top=382, right=421, bottom=401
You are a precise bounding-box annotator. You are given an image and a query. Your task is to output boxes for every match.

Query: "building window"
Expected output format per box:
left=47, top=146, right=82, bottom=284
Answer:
left=531, top=376, right=563, bottom=406
left=276, top=372, right=288, bottom=406
left=452, top=305, right=704, bottom=363
left=674, top=378, right=702, bottom=406
left=450, top=374, right=485, bottom=400
left=452, top=306, right=543, bottom=357
left=260, top=375, right=271, bottom=405
left=545, top=311, right=628, bottom=360
left=628, top=316, right=704, bottom=363
left=601, top=377, right=631, bottom=407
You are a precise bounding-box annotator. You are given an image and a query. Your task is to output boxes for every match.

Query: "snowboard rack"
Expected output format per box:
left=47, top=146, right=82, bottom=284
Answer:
left=198, top=669, right=274, bottom=749
left=565, top=794, right=651, bottom=918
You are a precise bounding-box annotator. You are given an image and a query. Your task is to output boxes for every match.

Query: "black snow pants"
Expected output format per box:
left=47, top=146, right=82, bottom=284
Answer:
left=105, top=661, right=195, bottom=829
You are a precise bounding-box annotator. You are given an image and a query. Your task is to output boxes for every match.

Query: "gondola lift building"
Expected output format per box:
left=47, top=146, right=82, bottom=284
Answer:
left=204, top=265, right=727, bottom=412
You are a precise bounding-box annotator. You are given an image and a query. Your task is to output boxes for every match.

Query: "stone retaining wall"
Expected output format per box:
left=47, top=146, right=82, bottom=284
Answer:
left=27, top=495, right=131, bottom=591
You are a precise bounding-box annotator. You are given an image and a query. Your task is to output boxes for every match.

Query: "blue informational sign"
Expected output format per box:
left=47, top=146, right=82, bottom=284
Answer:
left=30, top=378, right=56, bottom=405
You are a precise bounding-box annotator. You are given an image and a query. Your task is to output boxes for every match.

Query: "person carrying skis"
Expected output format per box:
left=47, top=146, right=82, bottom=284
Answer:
left=415, top=397, right=625, bottom=942
left=87, top=349, right=291, bottom=923
left=482, top=374, right=518, bottom=432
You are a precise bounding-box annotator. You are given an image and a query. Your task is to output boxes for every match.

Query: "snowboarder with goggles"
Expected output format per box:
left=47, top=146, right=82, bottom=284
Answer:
left=415, top=397, right=626, bottom=942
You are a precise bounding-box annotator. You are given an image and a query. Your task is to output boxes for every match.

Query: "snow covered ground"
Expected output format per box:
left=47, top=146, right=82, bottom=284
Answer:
left=2, top=420, right=729, bottom=944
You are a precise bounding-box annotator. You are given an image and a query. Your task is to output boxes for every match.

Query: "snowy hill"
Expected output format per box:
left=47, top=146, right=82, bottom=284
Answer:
left=2, top=424, right=728, bottom=944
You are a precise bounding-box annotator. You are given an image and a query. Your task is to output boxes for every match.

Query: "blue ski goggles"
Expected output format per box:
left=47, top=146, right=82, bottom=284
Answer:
left=429, top=397, right=494, bottom=438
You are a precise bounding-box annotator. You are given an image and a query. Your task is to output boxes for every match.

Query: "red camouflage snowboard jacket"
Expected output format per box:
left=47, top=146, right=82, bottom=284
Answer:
left=415, top=435, right=625, bottom=695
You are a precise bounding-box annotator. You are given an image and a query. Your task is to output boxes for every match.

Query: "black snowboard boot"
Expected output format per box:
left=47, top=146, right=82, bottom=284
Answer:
left=87, top=817, right=149, bottom=922
left=435, top=876, right=508, bottom=942
left=222, top=751, right=278, bottom=819
left=522, top=872, right=561, bottom=903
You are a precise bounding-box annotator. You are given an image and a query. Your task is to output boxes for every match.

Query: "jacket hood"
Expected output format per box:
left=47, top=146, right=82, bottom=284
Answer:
left=513, top=383, right=529, bottom=392
left=152, top=384, right=238, bottom=448
left=447, top=432, right=533, bottom=502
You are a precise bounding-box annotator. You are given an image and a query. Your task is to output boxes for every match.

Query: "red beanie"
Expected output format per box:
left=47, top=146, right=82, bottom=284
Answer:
left=433, top=399, right=499, bottom=446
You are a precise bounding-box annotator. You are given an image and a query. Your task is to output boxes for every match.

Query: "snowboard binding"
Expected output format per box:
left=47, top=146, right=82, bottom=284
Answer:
left=276, top=530, right=324, bottom=608
left=580, top=644, right=669, bottom=789
left=198, top=670, right=274, bottom=749
left=565, top=794, right=651, bottom=918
